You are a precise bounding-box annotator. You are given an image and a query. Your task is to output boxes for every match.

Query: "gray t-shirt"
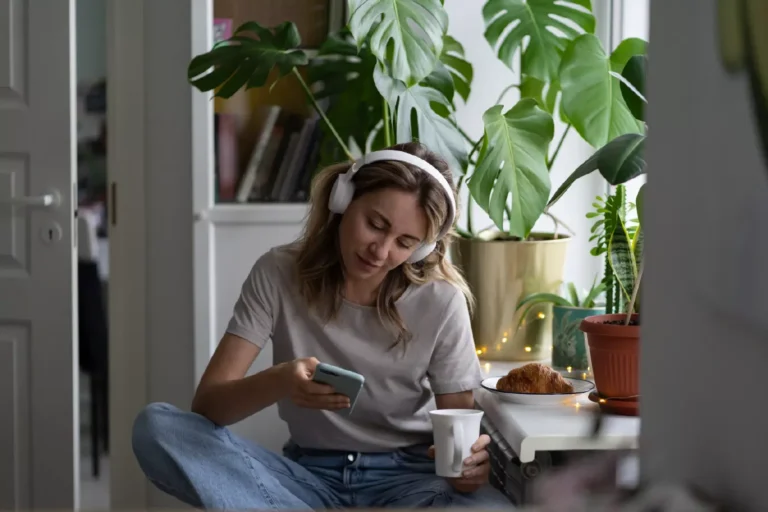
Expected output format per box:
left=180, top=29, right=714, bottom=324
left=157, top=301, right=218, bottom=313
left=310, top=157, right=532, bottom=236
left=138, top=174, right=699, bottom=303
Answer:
left=225, top=244, right=483, bottom=452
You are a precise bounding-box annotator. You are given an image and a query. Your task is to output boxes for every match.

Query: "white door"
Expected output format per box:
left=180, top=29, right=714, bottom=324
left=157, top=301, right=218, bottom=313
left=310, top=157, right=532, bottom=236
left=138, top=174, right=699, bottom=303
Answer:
left=0, top=0, right=78, bottom=509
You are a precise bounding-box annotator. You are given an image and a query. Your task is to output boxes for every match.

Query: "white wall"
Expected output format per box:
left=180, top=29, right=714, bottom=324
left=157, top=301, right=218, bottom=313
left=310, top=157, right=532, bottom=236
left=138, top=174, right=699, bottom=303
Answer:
left=641, top=1, right=768, bottom=509
left=210, top=211, right=306, bottom=452
left=443, top=0, right=610, bottom=293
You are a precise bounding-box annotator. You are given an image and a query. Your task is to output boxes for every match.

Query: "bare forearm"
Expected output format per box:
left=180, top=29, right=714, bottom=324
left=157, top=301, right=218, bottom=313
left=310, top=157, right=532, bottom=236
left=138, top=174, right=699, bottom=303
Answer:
left=191, top=362, right=289, bottom=426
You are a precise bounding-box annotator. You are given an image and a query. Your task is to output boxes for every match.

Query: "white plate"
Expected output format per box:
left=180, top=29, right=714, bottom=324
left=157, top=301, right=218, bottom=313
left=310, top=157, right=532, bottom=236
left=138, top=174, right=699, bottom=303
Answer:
left=481, top=376, right=595, bottom=405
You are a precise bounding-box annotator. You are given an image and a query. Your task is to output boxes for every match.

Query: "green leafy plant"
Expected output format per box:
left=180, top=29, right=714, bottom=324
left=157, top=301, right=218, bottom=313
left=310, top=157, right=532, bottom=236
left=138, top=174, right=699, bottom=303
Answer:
left=514, top=276, right=606, bottom=328
left=187, top=1, right=648, bottom=240
left=551, top=49, right=648, bottom=322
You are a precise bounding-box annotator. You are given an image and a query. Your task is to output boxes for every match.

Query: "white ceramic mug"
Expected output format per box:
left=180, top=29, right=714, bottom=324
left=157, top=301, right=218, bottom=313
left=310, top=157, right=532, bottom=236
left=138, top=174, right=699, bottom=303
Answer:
left=428, top=409, right=484, bottom=478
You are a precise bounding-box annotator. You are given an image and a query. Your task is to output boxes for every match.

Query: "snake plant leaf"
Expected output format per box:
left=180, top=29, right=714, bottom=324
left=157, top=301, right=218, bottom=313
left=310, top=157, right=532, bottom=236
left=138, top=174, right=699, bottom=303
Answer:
left=608, top=215, right=637, bottom=306
left=469, top=100, right=554, bottom=238
left=547, top=133, right=646, bottom=208
left=635, top=182, right=646, bottom=228
left=309, top=31, right=383, bottom=166
left=559, top=34, right=646, bottom=147
left=188, top=21, right=308, bottom=98
left=483, top=0, right=595, bottom=81
left=440, top=35, right=473, bottom=102
left=348, top=0, right=448, bottom=87
left=621, top=55, right=647, bottom=121
left=632, top=226, right=644, bottom=276
left=374, top=67, right=468, bottom=172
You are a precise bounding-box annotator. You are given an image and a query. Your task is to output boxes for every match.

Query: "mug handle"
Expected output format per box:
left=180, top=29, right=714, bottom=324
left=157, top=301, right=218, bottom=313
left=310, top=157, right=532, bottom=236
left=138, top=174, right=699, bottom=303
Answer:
left=451, top=423, right=464, bottom=474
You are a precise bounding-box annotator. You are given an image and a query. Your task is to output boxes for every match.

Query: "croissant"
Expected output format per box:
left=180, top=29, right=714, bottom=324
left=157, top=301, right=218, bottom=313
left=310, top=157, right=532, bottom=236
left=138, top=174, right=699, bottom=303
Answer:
left=496, top=363, right=574, bottom=394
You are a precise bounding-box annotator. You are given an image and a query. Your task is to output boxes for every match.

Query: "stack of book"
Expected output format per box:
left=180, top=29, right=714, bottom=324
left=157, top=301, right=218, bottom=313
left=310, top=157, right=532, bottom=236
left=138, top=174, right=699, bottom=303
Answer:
left=214, top=105, right=324, bottom=204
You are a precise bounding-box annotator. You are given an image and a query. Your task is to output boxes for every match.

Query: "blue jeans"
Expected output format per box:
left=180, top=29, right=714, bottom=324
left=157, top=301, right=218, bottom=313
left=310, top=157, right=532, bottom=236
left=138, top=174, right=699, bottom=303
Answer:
left=132, top=403, right=512, bottom=509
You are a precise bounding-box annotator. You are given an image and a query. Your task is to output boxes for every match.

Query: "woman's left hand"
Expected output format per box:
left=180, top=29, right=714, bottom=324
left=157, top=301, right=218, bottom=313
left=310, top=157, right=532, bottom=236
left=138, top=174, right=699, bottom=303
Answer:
left=428, top=434, right=492, bottom=493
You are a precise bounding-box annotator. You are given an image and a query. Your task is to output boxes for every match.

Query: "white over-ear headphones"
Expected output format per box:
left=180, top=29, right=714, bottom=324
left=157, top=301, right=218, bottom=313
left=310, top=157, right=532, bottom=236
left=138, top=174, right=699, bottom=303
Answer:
left=328, top=150, right=456, bottom=263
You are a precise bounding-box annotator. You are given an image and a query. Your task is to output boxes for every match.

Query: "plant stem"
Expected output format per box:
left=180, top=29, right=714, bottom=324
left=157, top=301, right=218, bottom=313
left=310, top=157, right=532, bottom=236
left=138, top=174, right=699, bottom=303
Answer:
left=383, top=97, right=392, bottom=147
left=547, top=124, right=571, bottom=169
left=455, top=226, right=472, bottom=238
left=495, top=83, right=520, bottom=105
left=456, top=124, right=475, bottom=147
left=468, top=136, right=483, bottom=164
left=457, top=170, right=475, bottom=237
left=544, top=211, right=576, bottom=237
left=292, top=68, right=353, bottom=160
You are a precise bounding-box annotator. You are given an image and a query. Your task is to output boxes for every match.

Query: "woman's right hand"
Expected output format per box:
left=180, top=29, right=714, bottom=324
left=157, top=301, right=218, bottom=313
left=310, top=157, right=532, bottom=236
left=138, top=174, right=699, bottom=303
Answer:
left=283, top=357, right=351, bottom=410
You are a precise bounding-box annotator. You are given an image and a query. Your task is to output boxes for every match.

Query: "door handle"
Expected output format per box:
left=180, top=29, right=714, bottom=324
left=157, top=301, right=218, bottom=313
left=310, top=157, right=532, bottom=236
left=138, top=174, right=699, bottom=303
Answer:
left=0, top=190, right=61, bottom=208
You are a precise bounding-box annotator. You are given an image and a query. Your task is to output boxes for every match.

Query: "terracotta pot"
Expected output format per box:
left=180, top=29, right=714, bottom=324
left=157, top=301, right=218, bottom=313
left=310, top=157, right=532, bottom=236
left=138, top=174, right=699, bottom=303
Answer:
left=579, top=314, right=640, bottom=398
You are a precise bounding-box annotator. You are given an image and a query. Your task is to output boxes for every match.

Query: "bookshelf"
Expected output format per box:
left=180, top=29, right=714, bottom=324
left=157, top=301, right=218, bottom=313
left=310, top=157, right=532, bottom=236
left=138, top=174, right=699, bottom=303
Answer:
left=211, top=0, right=346, bottom=208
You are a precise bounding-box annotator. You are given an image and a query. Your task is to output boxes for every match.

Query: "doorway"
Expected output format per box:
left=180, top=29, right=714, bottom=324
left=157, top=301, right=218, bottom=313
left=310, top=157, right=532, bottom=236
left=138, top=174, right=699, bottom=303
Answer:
left=76, top=0, right=110, bottom=508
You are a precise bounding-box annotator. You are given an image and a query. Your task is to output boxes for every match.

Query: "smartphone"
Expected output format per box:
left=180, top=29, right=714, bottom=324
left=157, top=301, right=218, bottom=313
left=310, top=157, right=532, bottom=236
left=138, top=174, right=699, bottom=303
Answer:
left=312, top=363, right=365, bottom=416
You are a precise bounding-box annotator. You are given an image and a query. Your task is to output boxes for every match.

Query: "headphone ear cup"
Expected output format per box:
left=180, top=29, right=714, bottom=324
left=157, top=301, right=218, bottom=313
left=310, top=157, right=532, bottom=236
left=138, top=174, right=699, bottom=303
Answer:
left=407, top=241, right=436, bottom=263
left=328, top=175, right=354, bottom=214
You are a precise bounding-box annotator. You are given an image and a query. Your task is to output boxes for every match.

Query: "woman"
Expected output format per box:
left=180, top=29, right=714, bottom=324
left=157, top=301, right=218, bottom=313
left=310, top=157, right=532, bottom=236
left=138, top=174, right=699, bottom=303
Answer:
left=132, top=142, right=511, bottom=509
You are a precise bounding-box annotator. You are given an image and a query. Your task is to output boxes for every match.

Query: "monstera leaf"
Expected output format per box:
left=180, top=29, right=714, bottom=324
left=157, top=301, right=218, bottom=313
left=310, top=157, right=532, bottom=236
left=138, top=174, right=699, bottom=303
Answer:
left=374, top=67, right=468, bottom=172
left=547, top=133, right=646, bottom=208
left=620, top=55, right=647, bottom=121
left=309, top=31, right=383, bottom=164
left=483, top=0, right=595, bottom=81
left=440, top=35, right=473, bottom=102
left=520, top=76, right=546, bottom=109
left=348, top=0, right=448, bottom=87
left=559, top=34, right=647, bottom=147
left=188, top=21, right=308, bottom=98
left=421, top=64, right=455, bottom=115
left=469, top=100, right=555, bottom=238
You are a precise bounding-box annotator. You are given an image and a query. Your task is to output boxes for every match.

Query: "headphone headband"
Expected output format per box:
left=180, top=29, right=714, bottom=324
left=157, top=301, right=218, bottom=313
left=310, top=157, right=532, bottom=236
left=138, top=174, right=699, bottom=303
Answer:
left=346, top=150, right=457, bottom=241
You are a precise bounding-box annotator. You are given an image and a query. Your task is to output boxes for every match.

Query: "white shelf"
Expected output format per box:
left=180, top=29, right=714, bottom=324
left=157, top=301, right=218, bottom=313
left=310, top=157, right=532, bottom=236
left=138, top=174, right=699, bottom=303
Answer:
left=200, top=203, right=309, bottom=225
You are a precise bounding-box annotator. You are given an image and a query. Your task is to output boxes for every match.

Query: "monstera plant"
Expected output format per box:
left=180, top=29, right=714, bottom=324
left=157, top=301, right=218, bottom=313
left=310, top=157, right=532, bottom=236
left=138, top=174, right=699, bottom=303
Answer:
left=187, top=0, right=648, bottom=240
left=187, top=0, right=650, bottom=361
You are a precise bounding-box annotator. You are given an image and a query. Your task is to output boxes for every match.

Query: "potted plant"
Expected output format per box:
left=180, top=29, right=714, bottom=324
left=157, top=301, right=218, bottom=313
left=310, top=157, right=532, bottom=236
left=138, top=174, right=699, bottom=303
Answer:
left=186, top=1, right=648, bottom=361
left=515, top=278, right=605, bottom=375
left=542, top=45, right=647, bottom=413
left=576, top=184, right=643, bottom=415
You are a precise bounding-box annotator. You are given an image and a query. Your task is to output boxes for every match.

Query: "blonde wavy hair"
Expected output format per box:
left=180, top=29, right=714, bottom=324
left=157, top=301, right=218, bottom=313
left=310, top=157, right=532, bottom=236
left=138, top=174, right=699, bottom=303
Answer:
left=293, top=142, right=473, bottom=347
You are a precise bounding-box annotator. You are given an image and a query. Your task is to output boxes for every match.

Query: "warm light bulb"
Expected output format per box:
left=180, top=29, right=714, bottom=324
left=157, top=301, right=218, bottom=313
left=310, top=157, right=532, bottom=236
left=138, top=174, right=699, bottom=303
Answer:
left=537, top=312, right=546, bottom=319
left=476, top=349, right=482, bottom=355
left=524, top=346, right=532, bottom=352
left=502, top=337, right=508, bottom=343
left=567, top=366, right=572, bottom=373
left=495, top=344, right=502, bottom=351
left=503, top=331, right=508, bottom=337
left=599, top=398, right=606, bottom=404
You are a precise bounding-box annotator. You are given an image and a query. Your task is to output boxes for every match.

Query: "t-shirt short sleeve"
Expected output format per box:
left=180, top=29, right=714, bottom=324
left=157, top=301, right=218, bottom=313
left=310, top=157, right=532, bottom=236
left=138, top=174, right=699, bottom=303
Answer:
left=426, top=286, right=483, bottom=394
left=225, top=251, right=279, bottom=348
